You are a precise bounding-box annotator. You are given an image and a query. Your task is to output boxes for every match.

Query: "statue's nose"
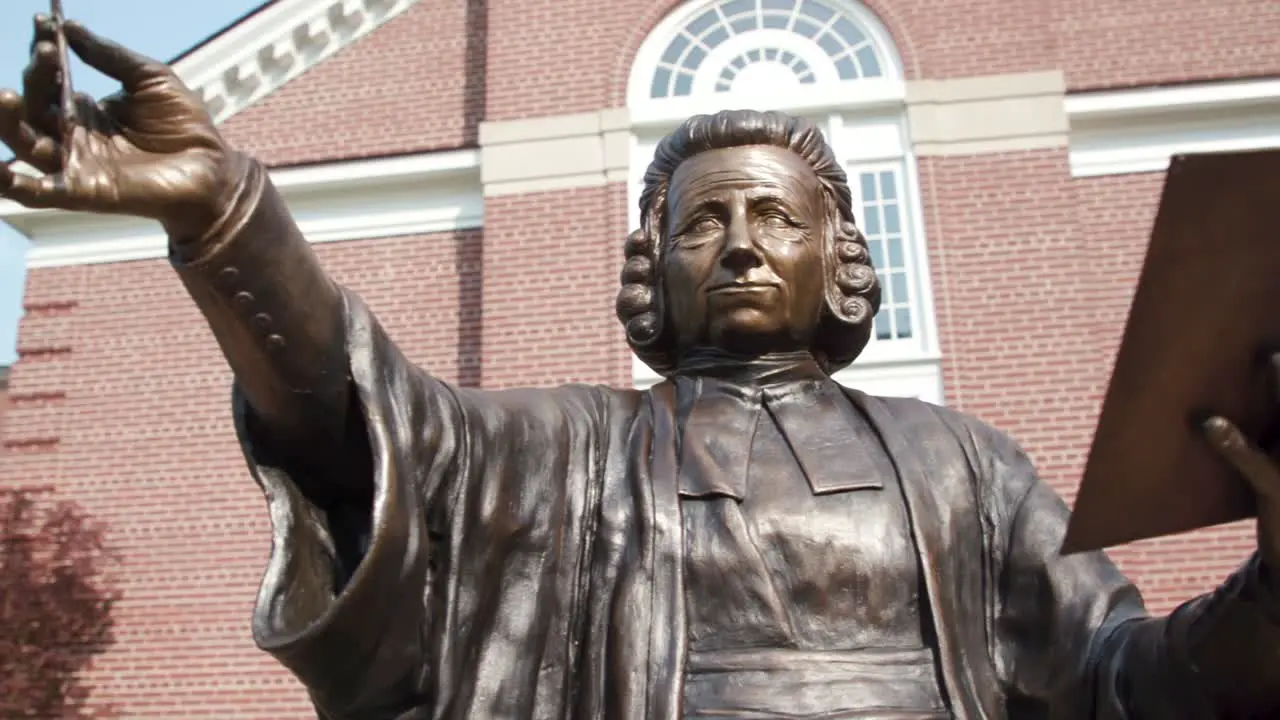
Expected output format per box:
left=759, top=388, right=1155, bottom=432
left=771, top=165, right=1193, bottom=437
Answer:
left=719, top=219, right=762, bottom=273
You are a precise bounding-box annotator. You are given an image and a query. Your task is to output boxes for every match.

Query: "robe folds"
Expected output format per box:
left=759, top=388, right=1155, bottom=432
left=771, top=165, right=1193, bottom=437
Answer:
left=232, top=290, right=1280, bottom=720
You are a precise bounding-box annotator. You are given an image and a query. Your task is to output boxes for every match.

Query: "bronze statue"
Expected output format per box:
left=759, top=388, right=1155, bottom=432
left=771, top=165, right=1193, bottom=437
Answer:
left=4, top=16, right=1280, bottom=719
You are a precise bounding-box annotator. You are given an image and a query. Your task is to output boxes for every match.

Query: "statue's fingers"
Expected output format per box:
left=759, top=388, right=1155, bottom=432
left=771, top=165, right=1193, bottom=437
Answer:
left=22, top=38, right=61, bottom=138
left=0, top=90, right=63, bottom=173
left=63, top=20, right=171, bottom=90
left=27, top=14, right=57, bottom=56
left=1203, top=415, right=1280, bottom=501
left=0, top=163, right=73, bottom=210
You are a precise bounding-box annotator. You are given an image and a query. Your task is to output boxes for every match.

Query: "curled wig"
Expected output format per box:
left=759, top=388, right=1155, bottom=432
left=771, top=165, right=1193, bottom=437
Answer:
left=615, top=109, right=881, bottom=376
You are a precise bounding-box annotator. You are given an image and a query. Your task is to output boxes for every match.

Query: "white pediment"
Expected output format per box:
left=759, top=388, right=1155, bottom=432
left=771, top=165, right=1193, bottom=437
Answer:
left=172, top=0, right=423, bottom=125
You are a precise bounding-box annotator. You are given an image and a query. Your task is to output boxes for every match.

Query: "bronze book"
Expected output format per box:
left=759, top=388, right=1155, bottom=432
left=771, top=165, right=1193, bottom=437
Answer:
left=1062, top=148, right=1280, bottom=555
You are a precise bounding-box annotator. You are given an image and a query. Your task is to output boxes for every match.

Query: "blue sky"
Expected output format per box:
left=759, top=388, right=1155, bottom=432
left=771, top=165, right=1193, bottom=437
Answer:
left=0, top=0, right=264, bottom=365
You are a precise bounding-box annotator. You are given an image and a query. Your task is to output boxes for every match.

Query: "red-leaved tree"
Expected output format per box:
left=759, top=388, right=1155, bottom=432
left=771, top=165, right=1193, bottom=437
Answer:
left=0, top=487, right=120, bottom=718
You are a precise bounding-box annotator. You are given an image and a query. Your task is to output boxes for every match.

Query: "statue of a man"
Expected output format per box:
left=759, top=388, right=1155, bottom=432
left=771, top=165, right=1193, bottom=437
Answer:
left=4, top=17, right=1280, bottom=720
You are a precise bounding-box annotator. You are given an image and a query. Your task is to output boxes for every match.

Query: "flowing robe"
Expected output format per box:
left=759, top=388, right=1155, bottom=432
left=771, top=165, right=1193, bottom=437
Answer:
left=229, top=293, right=1280, bottom=720
left=173, top=158, right=1280, bottom=719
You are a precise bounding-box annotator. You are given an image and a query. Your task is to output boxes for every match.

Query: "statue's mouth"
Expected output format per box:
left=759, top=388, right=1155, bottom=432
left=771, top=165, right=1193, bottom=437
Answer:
left=708, top=281, right=779, bottom=293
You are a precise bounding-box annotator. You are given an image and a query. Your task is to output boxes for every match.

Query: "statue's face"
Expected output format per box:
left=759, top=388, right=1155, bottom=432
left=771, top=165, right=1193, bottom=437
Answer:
left=662, top=145, right=827, bottom=358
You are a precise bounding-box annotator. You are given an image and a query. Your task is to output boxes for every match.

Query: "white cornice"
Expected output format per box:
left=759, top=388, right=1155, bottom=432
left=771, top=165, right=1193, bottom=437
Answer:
left=0, top=150, right=482, bottom=268
left=1065, top=78, right=1280, bottom=177
left=173, top=0, right=423, bottom=125
left=1064, top=78, right=1280, bottom=118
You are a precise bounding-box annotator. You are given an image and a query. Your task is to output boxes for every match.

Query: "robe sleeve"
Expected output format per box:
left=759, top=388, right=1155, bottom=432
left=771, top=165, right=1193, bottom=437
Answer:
left=980, top=424, right=1280, bottom=718
left=230, top=289, right=447, bottom=718
left=231, top=288, right=608, bottom=719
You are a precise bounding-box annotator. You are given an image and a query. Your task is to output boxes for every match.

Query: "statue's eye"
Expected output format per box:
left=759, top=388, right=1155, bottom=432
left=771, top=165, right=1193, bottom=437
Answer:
left=759, top=210, right=792, bottom=227
left=687, top=216, right=722, bottom=233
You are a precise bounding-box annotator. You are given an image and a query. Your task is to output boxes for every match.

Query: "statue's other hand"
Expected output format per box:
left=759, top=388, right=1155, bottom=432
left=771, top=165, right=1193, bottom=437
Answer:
left=0, top=15, right=235, bottom=239
left=1201, top=352, right=1280, bottom=592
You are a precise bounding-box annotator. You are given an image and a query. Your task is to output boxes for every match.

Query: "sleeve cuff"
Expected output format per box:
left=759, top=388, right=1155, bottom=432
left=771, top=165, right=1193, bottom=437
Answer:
left=234, top=386, right=430, bottom=715
left=168, top=151, right=265, bottom=265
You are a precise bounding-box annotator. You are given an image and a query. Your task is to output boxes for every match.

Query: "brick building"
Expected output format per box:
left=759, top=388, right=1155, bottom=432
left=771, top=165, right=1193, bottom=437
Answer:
left=1, top=0, right=1279, bottom=715
left=0, top=364, right=8, bottom=438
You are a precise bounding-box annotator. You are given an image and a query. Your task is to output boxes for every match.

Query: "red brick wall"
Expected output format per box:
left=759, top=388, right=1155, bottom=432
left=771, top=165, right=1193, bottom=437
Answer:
left=1060, top=0, right=1280, bottom=91
left=480, top=184, right=633, bottom=389
left=1, top=230, right=494, bottom=718
left=0, top=367, right=9, bottom=442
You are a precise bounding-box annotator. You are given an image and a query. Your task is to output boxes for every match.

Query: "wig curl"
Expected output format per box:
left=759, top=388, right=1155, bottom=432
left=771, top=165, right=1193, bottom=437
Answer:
left=615, top=109, right=881, bottom=376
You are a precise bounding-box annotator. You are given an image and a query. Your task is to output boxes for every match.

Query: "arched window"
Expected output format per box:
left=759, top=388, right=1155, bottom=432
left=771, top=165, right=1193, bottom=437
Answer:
left=647, top=0, right=888, bottom=99
left=628, top=0, right=943, bottom=405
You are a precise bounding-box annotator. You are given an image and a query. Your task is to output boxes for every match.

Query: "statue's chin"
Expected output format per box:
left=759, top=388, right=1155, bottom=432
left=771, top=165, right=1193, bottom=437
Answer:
left=704, top=316, right=802, bottom=358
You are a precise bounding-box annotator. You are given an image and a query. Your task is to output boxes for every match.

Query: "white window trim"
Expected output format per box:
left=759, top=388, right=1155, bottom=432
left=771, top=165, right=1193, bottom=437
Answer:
left=1065, top=78, right=1280, bottom=178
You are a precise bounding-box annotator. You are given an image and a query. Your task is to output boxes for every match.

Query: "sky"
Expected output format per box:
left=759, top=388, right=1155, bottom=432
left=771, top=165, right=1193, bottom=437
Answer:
left=0, top=0, right=264, bottom=365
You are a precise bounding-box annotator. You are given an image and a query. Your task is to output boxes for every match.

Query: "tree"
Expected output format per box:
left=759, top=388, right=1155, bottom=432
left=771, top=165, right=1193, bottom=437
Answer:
left=0, top=487, right=119, bottom=718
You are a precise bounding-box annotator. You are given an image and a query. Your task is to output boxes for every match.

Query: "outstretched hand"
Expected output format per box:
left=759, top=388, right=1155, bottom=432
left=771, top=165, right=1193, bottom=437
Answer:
left=0, top=15, right=235, bottom=237
left=1202, top=352, right=1280, bottom=590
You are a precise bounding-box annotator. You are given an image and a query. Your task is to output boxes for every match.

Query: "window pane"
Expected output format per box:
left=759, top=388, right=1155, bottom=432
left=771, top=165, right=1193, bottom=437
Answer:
left=650, top=67, right=672, bottom=98
left=875, top=308, right=892, bottom=340
left=793, top=17, right=822, bottom=38
left=674, top=72, right=694, bottom=96
left=762, top=0, right=795, bottom=10
left=817, top=32, right=845, bottom=56
left=860, top=172, right=877, bottom=199
left=762, top=11, right=790, bottom=29
left=661, top=35, right=690, bottom=66
left=834, top=55, right=858, bottom=79
left=800, top=0, right=835, bottom=24
left=722, top=0, right=755, bottom=17
left=884, top=204, right=900, bottom=233
left=831, top=17, right=866, bottom=46
left=879, top=171, right=896, bottom=199
left=705, top=26, right=730, bottom=48
left=855, top=45, right=882, bottom=76
left=867, top=238, right=885, bottom=268
left=864, top=207, right=881, bottom=235
left=730, top=14, right=758, bottom=33
left=894, top=307, right=913, bottom=339
left=890, top=271, right=909, bottom=303
left=887, top=237, right=904, bottom=268
left=687, top=9, right=720, bottom=35
left=684, top=45, right=708, bottom=71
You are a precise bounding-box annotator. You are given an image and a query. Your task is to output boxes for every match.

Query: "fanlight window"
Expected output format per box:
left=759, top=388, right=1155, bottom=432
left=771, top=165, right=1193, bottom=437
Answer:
left=650, top=0, right=886, bottom=99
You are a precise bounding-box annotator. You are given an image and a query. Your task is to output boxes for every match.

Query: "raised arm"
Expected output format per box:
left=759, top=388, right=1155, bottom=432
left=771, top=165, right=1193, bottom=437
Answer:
left=0, top=16, right=358, bottom=504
